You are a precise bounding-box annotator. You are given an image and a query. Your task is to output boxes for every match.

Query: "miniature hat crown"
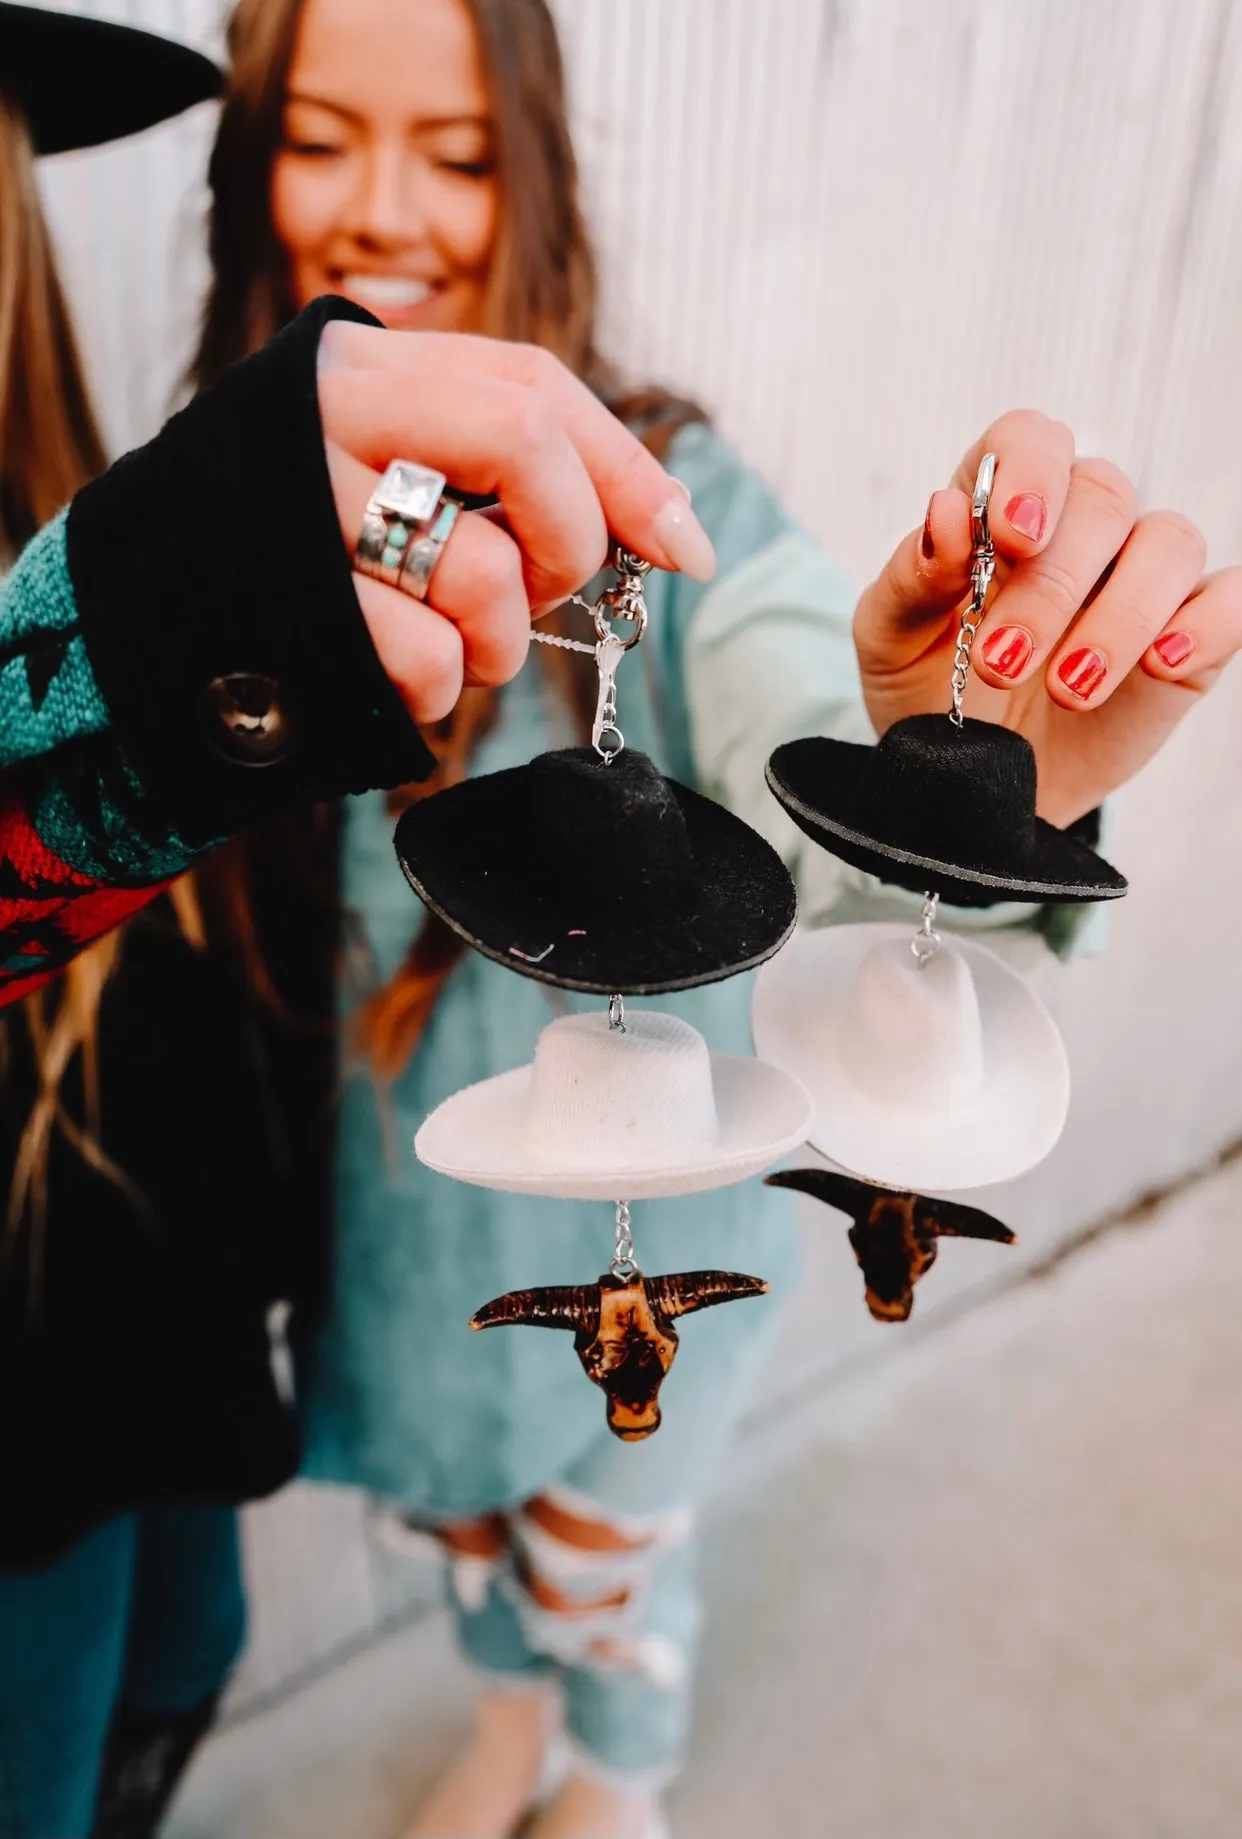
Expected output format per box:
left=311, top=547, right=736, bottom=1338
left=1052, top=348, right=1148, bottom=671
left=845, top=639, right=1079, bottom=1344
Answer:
left=840, top=937, right=985, bottom=1115
left=523, top=1010, right=719, bottom=1170
left=524, top=749, right=696, bottom=923
left=859, top=716, right=1038, bottom=859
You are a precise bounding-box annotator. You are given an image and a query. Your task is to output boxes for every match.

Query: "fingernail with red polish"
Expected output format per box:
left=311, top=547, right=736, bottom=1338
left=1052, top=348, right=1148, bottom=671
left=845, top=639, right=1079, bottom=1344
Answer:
left=1057, top=645, right=1107, bottom=700
left=1005, top=493, right=1047, bottom=542
left=1154, top=630, right=1195, bottom=669
left=981, top=624, right=1035, bottom=680
left=921, top=500, right=935, bottom=559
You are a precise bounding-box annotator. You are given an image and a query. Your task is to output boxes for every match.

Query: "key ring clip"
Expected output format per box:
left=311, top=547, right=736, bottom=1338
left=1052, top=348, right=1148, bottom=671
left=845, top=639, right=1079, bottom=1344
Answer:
left=949, top=452, right=998, bottom=728
left=530, top=547, right=652, bottom=761
left=593, top=549, right=651, bottom=652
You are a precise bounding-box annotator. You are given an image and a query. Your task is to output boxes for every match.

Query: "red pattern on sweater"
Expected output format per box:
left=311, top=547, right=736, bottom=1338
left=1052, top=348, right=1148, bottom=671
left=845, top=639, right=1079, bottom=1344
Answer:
left=0, top=785, right=165, bottom=1002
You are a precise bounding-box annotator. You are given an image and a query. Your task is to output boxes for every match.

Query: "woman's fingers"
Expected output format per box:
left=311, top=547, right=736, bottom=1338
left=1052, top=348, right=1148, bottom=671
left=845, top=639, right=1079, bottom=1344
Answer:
left=949, top=410, right=1076, bottom=559
left=852, top=488, right=973, bottom=674
left=321, top=370, right=607, bottom=608
left=971, top=458, right=1139, bottom=691
left=326, top=441, right=531, bottom=708
left=855, top=412, right=1080, bottom=669
left=1041, top=509, right=1206, bottom=709
left=352, top=576, right=463, bottom=724
left=1141, top=565, right=1242, bottom=690
left=318, top=324, right=715, bottom=587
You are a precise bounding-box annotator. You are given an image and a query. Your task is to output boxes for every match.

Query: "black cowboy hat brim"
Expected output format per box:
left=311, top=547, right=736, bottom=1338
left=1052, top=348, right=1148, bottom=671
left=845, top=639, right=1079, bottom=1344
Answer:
left=395, top=759, right=798, bottom=995
left=0, top=5, right=221, bottom=156
left=767, top=737, right=1127, bottom=907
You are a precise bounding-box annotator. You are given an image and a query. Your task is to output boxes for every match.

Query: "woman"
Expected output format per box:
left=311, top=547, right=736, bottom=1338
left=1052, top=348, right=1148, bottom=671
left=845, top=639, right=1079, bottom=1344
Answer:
left=0, top=11, right=705, bottom=1838
left=190, top=3, right=1242, bottom=1836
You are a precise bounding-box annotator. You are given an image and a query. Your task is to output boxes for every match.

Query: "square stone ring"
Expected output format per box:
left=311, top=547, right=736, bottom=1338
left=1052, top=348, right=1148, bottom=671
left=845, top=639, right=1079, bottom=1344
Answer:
left=354, top=460, right=462, bottom=603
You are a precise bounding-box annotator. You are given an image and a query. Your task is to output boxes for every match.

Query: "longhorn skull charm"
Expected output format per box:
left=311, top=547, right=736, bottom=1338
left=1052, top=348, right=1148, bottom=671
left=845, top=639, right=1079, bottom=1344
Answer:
left=766, top=1167, right=1015, bottom=1322
left=470, top=1268, right=769, bottom=1440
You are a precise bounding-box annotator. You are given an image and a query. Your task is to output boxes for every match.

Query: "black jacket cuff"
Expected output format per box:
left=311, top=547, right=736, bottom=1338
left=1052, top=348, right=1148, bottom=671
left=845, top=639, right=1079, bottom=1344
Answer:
left=66, top=296, right=434, bottom=848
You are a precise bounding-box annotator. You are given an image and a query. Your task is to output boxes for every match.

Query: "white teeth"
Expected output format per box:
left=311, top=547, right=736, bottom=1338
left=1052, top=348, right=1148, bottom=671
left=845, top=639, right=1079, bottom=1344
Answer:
left=342, top=275, right=433, bottom=309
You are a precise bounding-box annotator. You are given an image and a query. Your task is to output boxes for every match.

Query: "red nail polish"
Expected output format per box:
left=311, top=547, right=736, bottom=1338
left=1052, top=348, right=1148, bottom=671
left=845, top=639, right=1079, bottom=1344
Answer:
left=1005, top=493, right=1047, bottom=542
left=921, top=504, right=935, bottom=559
left=981, top=624, right=1035, bottom=680
left=1153, top=630, right=1195, bottom=669
left=1057, top=645, right=1107, bottom=700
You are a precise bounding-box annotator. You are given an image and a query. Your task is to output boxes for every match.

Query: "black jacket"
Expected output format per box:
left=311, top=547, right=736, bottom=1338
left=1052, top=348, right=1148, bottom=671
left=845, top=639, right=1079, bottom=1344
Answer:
left=0, top=298, right=432, bottom=1566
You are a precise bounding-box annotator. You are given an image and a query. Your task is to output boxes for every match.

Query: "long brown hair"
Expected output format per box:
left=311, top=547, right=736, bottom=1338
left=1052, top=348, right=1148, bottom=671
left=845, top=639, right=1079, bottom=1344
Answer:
left=0, top=89, right=107, bottom=560
left=194, top=0, right=605, bottom=384
left=0, top=90, right=148, bottom=1237
left=193, top=0, right=704, bottom=1079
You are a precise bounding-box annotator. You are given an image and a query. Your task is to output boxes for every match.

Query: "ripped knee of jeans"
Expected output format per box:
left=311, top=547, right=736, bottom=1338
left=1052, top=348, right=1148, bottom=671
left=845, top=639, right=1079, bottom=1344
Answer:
left=371, top=1508, right=511, bottom=1614
left=433, top=1512, right=510, bottom=1612
left=502, top=1487, right=693, bottom=1687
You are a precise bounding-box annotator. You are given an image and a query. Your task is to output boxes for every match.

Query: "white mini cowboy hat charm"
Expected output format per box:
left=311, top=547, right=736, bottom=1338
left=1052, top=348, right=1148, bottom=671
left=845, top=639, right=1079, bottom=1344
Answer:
left=416, top=1005, right=813, bottom=1201
left=752, top=922, right=1070, bottom=1192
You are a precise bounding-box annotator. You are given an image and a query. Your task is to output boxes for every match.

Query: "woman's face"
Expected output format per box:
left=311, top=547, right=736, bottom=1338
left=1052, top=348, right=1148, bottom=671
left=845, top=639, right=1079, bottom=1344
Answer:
left=271, top=0, right=498, bottom=332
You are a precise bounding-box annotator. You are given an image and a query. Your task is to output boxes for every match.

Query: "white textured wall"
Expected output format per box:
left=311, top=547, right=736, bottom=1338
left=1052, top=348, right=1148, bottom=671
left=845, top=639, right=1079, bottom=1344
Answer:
left=27, top=0, right=1242, bottom=1706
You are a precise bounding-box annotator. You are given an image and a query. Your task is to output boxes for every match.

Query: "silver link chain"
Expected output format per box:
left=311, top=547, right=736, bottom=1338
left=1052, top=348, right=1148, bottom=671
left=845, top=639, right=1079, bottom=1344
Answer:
left=949, top=452, right=998, bottom=728
left=611, top=1199, right=637, bottom=1278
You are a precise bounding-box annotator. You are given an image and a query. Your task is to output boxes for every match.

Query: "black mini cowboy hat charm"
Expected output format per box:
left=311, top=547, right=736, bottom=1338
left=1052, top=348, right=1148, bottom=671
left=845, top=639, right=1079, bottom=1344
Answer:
left=396, top=551, right=796, bottom=992
left=766, top=453, right=1126, bottom=909
left=766, top=715, right=1126, bottom=908
left=395, top=744, right=797, bottom=993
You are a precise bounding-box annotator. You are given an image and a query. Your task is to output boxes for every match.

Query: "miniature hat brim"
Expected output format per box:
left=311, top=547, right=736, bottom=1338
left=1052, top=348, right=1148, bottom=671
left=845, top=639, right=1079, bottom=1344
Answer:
left=0, top=5, right=222, bottom=156
left=414, top=1052, right=814, bottom=1200
left=751, top=924, right=1070, bottom=1191
left=767, top=737, right=1127, bottom=905
left=395, top=762, right=797, bottom=995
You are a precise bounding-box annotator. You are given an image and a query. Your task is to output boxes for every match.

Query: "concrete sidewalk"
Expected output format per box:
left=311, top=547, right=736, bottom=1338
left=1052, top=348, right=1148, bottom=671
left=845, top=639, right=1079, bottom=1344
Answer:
left=169, top=1154, right=1242, bottom=1839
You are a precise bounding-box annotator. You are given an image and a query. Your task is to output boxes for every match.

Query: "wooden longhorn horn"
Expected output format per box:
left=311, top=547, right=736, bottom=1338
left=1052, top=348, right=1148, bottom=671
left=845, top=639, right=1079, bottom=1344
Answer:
left=470, top=1283, right=601, bottom=1334
left=917, top=1195, right=1016, bottom=1246
left=765, top=1166, right=880, bottom=1225
left=646, top=1270, right=770, bottom=1322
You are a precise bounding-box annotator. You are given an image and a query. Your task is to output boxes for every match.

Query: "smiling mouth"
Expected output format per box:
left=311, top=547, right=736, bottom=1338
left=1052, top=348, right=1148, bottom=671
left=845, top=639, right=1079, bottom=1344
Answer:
left=337, top=274, right=439, bottom=311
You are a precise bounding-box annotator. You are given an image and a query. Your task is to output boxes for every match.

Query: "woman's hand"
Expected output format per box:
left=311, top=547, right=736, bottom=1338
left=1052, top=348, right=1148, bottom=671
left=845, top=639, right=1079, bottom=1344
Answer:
left=852, top=411, right=1242, bottom=826
left=316, top=322, right=715, bottom=724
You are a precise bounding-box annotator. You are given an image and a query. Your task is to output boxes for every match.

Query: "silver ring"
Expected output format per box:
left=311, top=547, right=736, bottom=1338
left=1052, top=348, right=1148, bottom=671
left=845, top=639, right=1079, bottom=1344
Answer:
left=354, top=459, right=447, bottom=590
left=399, top=497, right=461, bottom=602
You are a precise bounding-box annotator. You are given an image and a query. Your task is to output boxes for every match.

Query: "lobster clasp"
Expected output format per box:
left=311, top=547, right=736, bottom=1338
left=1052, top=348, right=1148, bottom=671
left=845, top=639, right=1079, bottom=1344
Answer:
left=971, top=451, right=997, bottom=561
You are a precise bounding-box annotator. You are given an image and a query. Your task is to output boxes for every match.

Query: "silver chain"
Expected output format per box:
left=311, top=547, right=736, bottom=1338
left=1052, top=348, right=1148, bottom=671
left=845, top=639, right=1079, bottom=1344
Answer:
left=530, top=547, right=651, bottom=761
left=611, top=1199, right=637, bottom=1278
left=910, top=892, right=941, bottom=968
left=530, top=624, right=595, bottom=655
left=949, top=452, right=998, bottom=728
left=607, top=1001, right=636, bottom=1276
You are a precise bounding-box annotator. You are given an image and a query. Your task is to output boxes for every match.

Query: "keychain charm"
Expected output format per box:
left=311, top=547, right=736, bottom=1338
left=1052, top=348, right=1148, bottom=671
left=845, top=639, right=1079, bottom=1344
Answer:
left=767, top=1166, right=1014, bottom=1322
left=762, top=453, right=1127, bottom=908
left=393, top=545, right=797, bottom=995
left=398, top=544, right=812, bottom=1435
left=752, top=920, right=1068, bottom=1190
left=471, top=1197, right=769, bottom=1442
